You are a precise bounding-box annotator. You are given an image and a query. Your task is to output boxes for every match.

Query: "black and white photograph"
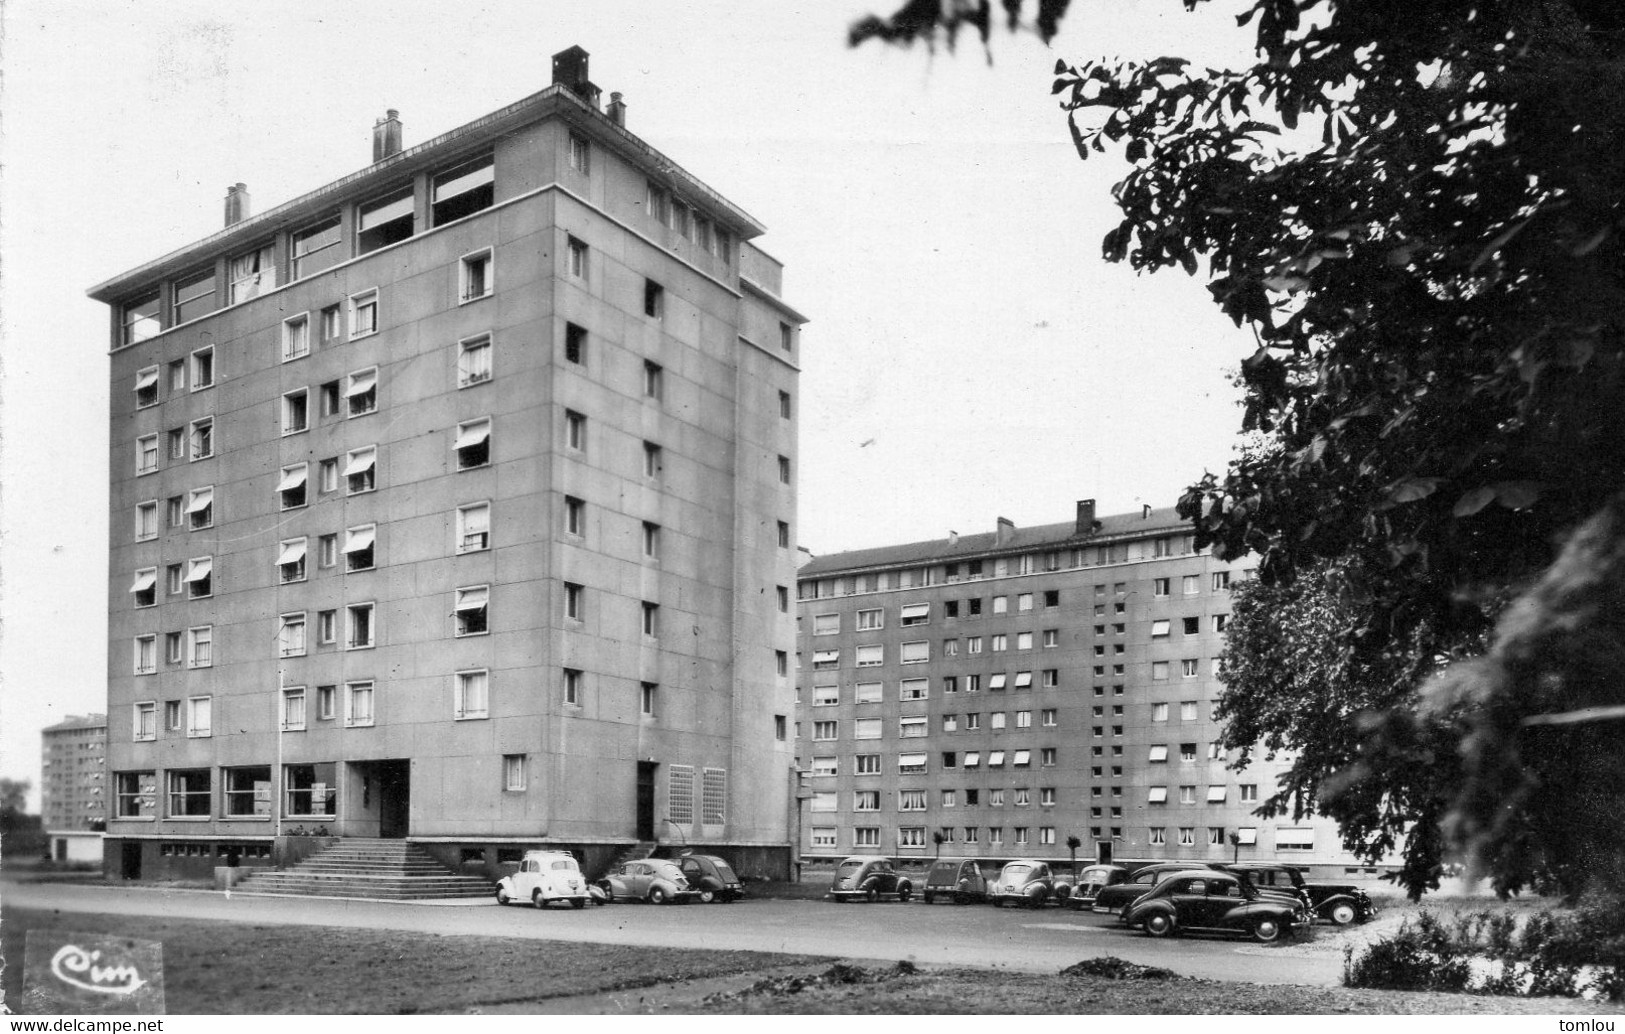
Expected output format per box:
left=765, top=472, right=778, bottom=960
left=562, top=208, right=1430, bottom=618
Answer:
left=2, top=0, right=1623, bottom=1021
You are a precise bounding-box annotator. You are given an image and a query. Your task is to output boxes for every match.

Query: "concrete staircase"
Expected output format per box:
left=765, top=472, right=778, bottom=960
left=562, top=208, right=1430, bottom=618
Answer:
left=235, top=838, right=493, bottom=900
left=590, top=840, right=659, bottom=880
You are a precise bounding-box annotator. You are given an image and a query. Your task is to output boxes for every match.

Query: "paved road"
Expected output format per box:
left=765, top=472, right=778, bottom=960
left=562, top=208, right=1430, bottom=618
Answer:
left=1, top=879, right=1355, bottom=987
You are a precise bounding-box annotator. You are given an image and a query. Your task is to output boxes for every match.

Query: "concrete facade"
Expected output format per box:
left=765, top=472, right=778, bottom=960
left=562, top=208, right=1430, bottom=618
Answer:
left=794, top=503, right=1376, bottom=878
left=91, top=52, right=802, bottom=881
left=41, top=714, right=108, bottom=833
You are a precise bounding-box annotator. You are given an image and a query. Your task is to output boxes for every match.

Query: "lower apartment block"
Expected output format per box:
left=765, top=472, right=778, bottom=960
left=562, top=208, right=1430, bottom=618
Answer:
left=793, top=501, right=1375, bottom=879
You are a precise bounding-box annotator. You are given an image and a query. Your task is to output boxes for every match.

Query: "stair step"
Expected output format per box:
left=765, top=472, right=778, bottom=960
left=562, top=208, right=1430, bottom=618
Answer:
left=233, top=837, right=496, bottom=900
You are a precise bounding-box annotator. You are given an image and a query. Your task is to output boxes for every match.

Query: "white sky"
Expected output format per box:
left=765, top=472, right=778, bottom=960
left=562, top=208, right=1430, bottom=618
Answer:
left=0, top=0, right=1257, bottom=808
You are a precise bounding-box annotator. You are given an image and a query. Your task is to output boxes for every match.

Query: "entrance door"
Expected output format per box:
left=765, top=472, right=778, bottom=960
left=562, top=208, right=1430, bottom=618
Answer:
left=636, top=761, right=657, bottom=841
left=121, top=840, right=142, bottom=880
left=1096, top=841, right=1113, bottom=865
left=377, top=759, right=410, bottom=838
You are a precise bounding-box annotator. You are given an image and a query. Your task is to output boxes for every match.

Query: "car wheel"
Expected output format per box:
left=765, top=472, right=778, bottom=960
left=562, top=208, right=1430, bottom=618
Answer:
left=1143, top=913, right=1175, bottom=937
left=898, top=885, right=912, bottom=903
left=532, top=889, right=547, bottom=909
left=649, top=885, right=670, bottom=905
left=923, top=892, right=935, bottom=904
left=1027, top=893, right=1045, bottom=910
left=698, top=888, right=716, bottom=904
left=1253, top=918, right=1284, bottom=943
left=865, top=886, right=878, bottom=904
left=1329, top=903, right=1357, bottom=926
left=495, top=887, right=510, bottom=906
left=953, top=892, right=969, bottom=905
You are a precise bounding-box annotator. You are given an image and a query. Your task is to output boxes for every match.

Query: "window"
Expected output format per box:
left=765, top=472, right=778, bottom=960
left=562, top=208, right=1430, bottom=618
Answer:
left=992, top=595, right=1009, bottom=615
left=812, top=684, right=839, bottom=707
left=990, top=634, right=1008, bottom=652
left=1152, top=661, right=1170, bottom=680
left=132, top=634, right=157, bottom=675
left=312, top=686, right=335, bottom=720
left=1147, top=744, right=1170, bottom=764
left=776, top=651, right=788, bottom=677
left=165, top=769, right=211, bottom=817
left=813, top=613, right=839, bottom=636
left=454, top=586, right=489, bottom=636
left=312, top=535, right=336, bottom=571
left=278, top=464, right=308, bottom=510
left=1151, top=702, right=1170, bottom=723
left=346, top=603, right=375, bottom=649
left=432, top=153, right=493, bottom=225
left=855, top=682, right=883, bottom=704
left=1181, top=743, right=1198, bottom=762
left=452, top=417, right=493, bottom=469
left=900, top=603, right=930, bottom=626
left=568, top=132, right=591, bottom=174
left=455, top=669, right=489, bottom=719
left=854, top=754, right=881, bottom=774
left=162, top=631, right=182, bottom=666
left=282, top=313, right=311, bottom=362
left=855, top=644, right=883, bottom=667
left=565, top=410, right=586, bottom=451
left=456, top=502, right=491, bottom=553
left=190, top=346, right=215, bottom=390
left=457, top=334, right=493, bottom=388
left=292, top=217, right=342, bottom=279
left=812, top=649, right=839, bottom=671
left=564, top=582, right=583, bottom=620
left=345, top=368, right=378, bottom=417
left=643, top=279, right=664, bottom=318
left=943, top=714, right=958, bottom=731
left=900, top=641, right=929, bottom=664
left=504, top=754, right=527, bottom=791
left=853, top=791, right=881, bottom=812
left=317, top=611, right=336, bottom=645
left=346, top=681, right=375, bottom=727
left=1240, top=784, right=1258, bottom=802
left=346, top=446, right=377, bottom=494
left=460, top=248, right=493, bottom=302
left=1016, top=631, right=1034, bottom=651
left=643, top=360, right=663, bottom=400
left=186, top=696, right=212, bottom=738
left=567, top=236, right=587, bottom=278
left=344, top=524, right=376, bottom=571
left=776, top=454, right=792, bottom=485
left=358, top=186, right=414, bottom=253
left=1214, top=613, right=1230, bottom=633
left=965, top=713, right=981, bottom=731
left=897, top=827, right=926, bottom=848
left=563, top=668, right=582, bottom=705
left=777, top=586, right=790, bottom=612
left=564, top=322, right=587, bottom=364
left=128, top=565, right=158, bottom=608
left=779, top=390, right=792, bottom=419
left=282, top=687, right=307, bottom=731
left=182, top=556, right=212, bottom=599
left=812, top=721, right=838, bottom=741
left=279, top=388, right=309, bottom=436
left=564, top=495, right=585, bottom=536
left=1151, top=619, right=1171, bottom=639
left=1214, top=571, right=1231, bottom=591
left=318, top=458, right=339, bottom=494
left=858, top=717, right=887, bottom=739
left=990, top=713, right=1007, bottom=731
left=643, top=442, right=663, bottom=478
left=856, top=608, right=883, bottom=630
left=1016, top=711, right=1033, bottom=729
left=278, top=538, right=307, bottom=583
left=183, top=625, right=212, bottom=669
left=988, top=674, right=1008, bottom=692
left=131, top=365, right=162, bottom=409
left=135, top=435, right=159, bottom=476
left=224, top=243, right=276, bottom=305
left=1018, top=593, right=1034, bottom=612
left=900, top=678, right=929, bottom=700
left=898, top=789, right=927, bottom=811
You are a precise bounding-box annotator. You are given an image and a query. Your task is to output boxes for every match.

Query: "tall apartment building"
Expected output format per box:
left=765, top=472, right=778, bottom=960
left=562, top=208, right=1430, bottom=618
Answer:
left=794, top=502, right=1364, bottom=876
left=41, top=714, right=108, bottom=832
left=90, top=48, right=804, bottom=881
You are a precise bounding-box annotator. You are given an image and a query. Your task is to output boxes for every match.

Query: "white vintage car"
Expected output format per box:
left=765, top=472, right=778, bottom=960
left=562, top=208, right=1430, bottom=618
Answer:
left=496, top=850, right=590, bottom=909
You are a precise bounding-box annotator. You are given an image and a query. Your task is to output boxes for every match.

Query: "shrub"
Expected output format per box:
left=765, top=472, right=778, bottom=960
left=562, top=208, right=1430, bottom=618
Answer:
left=1344, top=922, right=1472, bottom=993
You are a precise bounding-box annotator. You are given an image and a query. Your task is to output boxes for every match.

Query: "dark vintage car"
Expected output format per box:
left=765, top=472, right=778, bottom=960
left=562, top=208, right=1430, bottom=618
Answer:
left=676, top=853, right=745, bottom=903
left=923, top=858, right=990, bottom=904
left=1124, top=870, right=1307, bottom=942
left=1090, top=862, right=1218, bottom=916
left=827, top=856, right=913, bottom=902
left=988, top=859, right=1069, bottom=908
left=1064, top=864, right=1130, bottom=910
left=1217, top=862, right=1378, bottom=925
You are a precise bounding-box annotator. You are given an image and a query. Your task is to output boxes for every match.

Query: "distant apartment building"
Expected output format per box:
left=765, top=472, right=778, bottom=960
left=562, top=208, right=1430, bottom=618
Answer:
left=794, top=502, right=1365, bottom=874
left=89, top=48, right=804, bottom=880
left=41, top=714, right=108, bottom=832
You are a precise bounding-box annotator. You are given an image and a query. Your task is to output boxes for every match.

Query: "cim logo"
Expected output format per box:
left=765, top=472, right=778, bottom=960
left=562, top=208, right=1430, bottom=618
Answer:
left=22, top=931, right=165, bottom=1014
left=50, top=943, right=148, bottom=995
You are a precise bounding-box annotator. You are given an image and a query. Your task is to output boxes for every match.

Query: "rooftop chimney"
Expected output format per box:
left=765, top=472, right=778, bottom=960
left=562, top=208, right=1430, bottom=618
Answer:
left=551, top=45, right=601, bottom=110
left=1142, top=504, right=1153, bottom=519
left=373, top=109, right=403, bottom=163
left=948, top=530, right=959, bottom=547
left=996, top=517, right=1016, bottom=546
left=607, top=91, right=627, bottom=127
left=223, top=183, right=250, bottom=226
left=1076, top=499, right=1098, bottom=535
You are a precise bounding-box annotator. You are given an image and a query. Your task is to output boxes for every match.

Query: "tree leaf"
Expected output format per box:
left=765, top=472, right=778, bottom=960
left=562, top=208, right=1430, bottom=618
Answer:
left=1452, top=486, right=1497, bottom=517
left=1492, top=481, right=1544, bottom=510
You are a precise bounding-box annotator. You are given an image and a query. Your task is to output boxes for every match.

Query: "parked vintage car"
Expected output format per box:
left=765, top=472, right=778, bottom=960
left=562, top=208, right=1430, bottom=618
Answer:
left=922, top=858, right=991, bottom=904
left=1216, top=862, right=1378, bottom=925
left=1124, top=870, right=1307, bottom=942
left=1064, top=864, right=1130, bottom=910
left=827, top=856, right=913, bottom=902
left=496, top=850, right=591, bottom=909
left=597, top=859, right=698, bottom=904
left=676, top=853, right=745, bottom=903
left=1090, top=862, right=1219, bottom=916
left=988, top=859, right=1069, bottom=908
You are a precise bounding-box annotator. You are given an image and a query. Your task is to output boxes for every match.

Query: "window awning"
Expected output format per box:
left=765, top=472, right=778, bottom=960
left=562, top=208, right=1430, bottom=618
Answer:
left=1012, top=750, right=1031, bottom=765
left=1148, top=745, right=1169, bottom=761
left=987, top=751, right=1005, bottom=766
left=900, top=603, right=929, bottom=619
left=434, top=158, right=494, bottom=200
left=345, top=369, right=377, bottom=396
left=343, top=449, right=376, bottom=476
left=185, top=558, right=212, bottom=582
left=185, top=487, right=213, bottom=513
left=1207, top=786, right=1228, bottom=803
left=455, top=421, right=491, bottom=449
left=963, top=752, right=981, bottom=766
left=133, top=367, right=159, bottom=391
left=343, top=526, right=376, bottom=553
left=358, top=192, right=413, bottom=229
left=277, top=466, right=308, bottom=491
left=1147, top=786, right=1168, bottom=803
left=1236, top=828, right=1258, bottom=845
left=1014, top=672, right=1033, bottom=687
left=898, top=753, right=926, bottom=767
left=988, top=674, right=1007, bottom=689
left=129, top=569, right=156, bottom=593
left=277, top=540, right=307, bottom=566
left=455, top=587, right=489, bottom=612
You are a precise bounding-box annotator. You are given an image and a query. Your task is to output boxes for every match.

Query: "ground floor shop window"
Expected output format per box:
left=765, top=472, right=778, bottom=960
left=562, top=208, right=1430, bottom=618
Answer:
left=167, top=769, right=211, bottom=817
left=285, top=763, right=337, bottom=816
left=224, top=766, right=272, bottom=817
left=115, top=771, right=156, bottom=818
